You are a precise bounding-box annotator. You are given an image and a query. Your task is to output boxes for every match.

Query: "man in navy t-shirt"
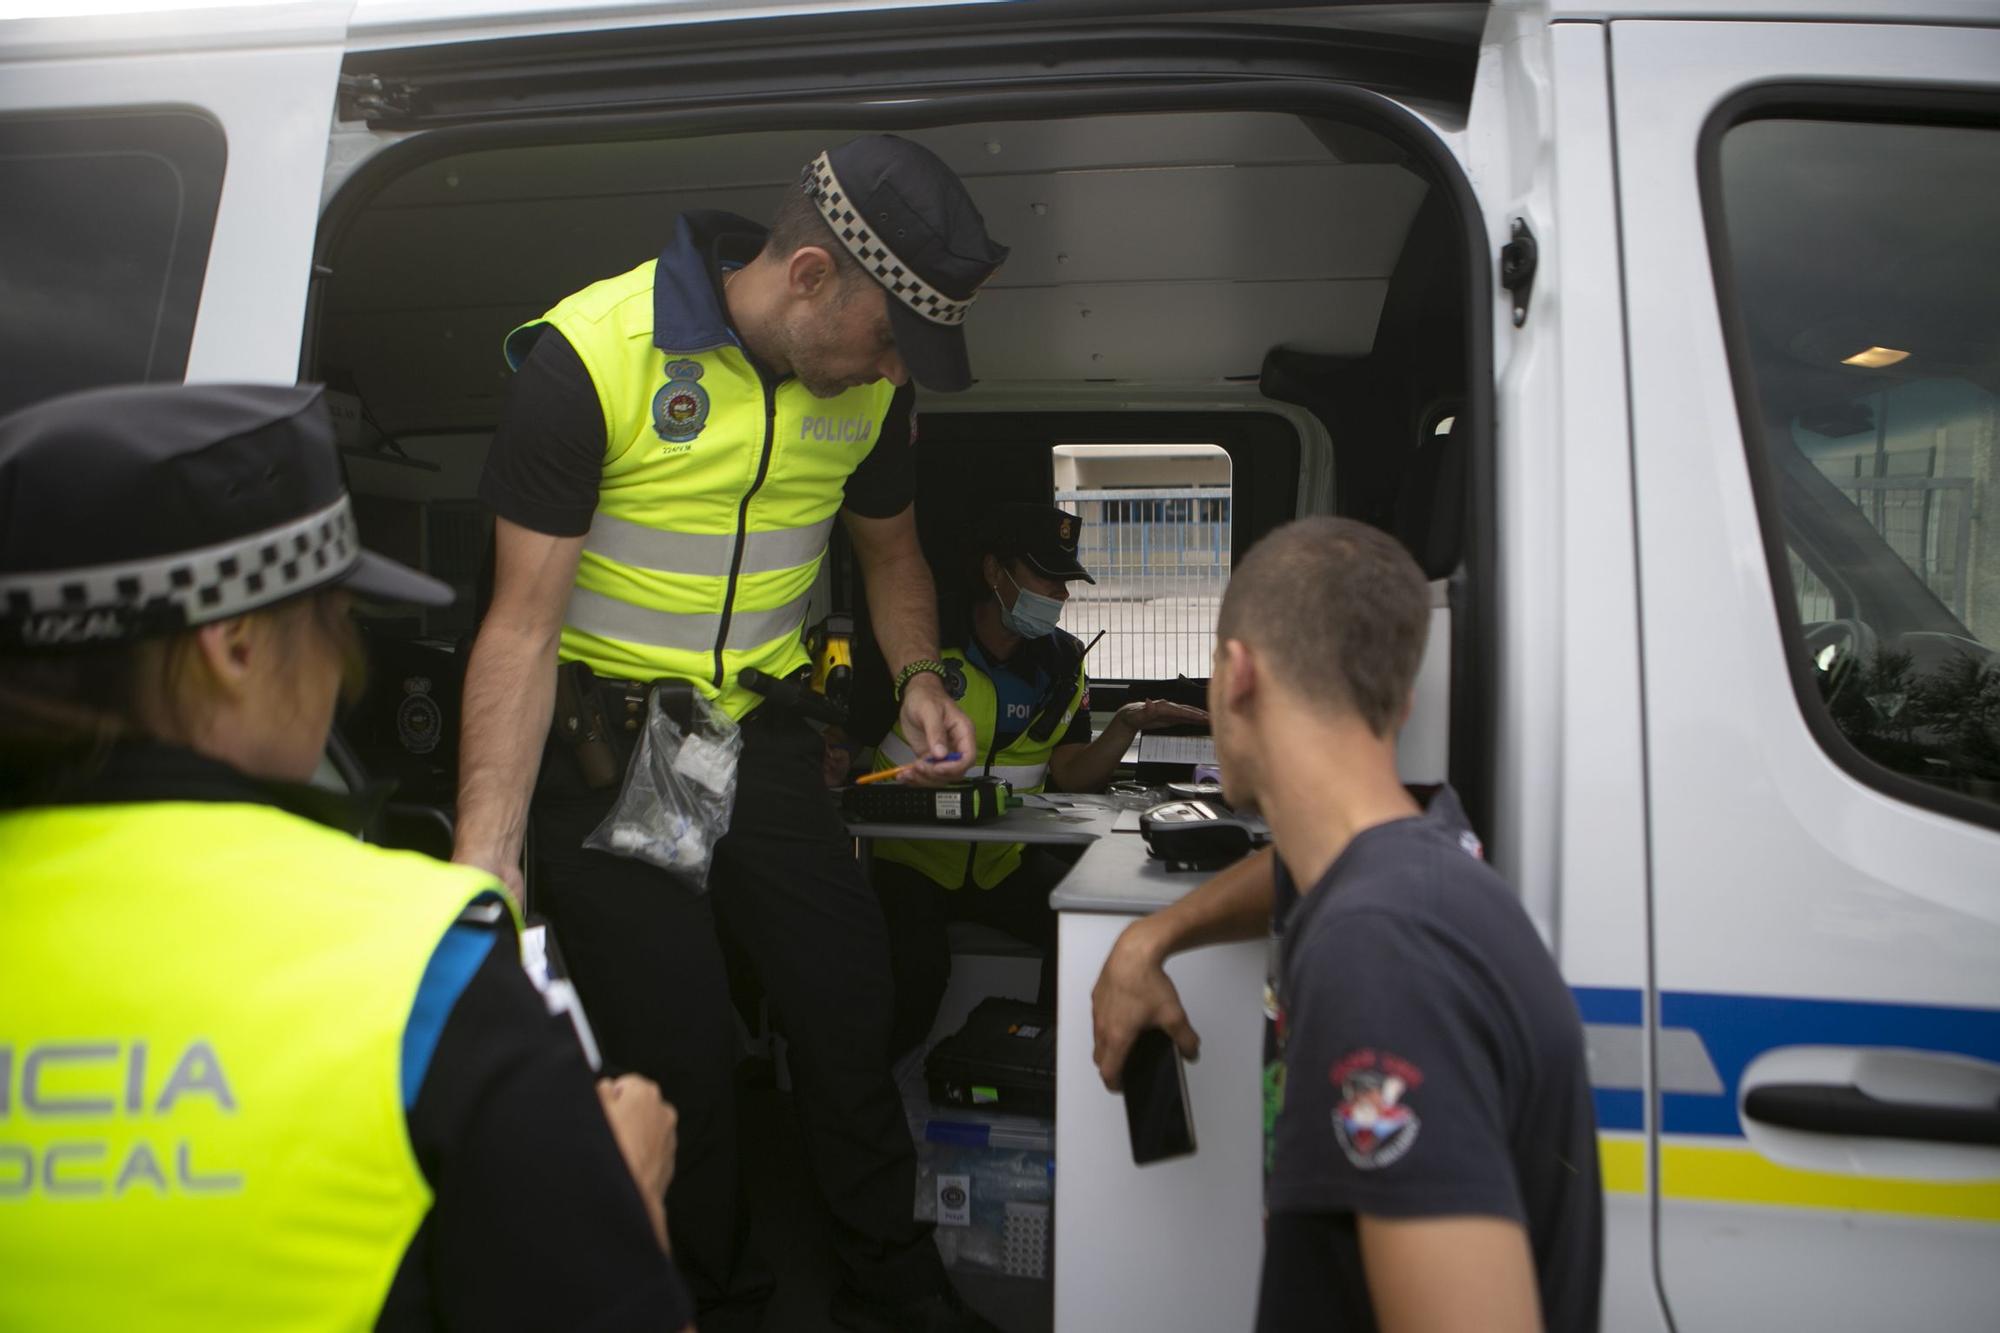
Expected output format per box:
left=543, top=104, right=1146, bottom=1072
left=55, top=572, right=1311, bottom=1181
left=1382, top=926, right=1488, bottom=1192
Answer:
left=1090, top=516, right=1602, bottom=1332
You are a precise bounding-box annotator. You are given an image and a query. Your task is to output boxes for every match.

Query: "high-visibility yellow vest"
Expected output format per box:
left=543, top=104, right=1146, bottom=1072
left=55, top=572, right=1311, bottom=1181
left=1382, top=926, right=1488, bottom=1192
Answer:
left=511, top=258, right=896, bottom=719
left=873, top=645, right=1089, bottom=889
left=0, top=800, right=509, bottom=1331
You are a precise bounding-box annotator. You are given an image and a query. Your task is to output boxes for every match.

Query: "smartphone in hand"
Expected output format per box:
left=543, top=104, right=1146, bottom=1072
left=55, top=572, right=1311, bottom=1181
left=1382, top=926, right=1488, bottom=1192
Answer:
left=1123, top=1027, right=1197, bottom=1165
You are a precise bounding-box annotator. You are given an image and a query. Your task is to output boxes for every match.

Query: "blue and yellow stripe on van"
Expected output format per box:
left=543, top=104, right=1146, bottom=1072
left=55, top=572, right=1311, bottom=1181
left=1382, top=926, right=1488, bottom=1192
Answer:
left=1575, top=986, right=2000, bottom=1222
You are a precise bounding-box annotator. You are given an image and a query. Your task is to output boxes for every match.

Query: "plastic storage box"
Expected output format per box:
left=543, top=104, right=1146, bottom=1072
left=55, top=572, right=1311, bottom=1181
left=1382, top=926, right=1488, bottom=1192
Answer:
left=899, top=1050, right=1054, bottom=1280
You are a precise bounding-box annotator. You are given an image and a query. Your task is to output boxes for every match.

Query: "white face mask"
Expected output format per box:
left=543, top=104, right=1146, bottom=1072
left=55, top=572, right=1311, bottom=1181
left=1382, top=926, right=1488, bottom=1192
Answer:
left=996, top=566, right=1063, bottom=638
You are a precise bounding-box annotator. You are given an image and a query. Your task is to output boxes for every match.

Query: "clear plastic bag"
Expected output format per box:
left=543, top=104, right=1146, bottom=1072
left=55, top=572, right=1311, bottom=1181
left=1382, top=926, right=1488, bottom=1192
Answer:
left=584, top=688, right=741, bottom=891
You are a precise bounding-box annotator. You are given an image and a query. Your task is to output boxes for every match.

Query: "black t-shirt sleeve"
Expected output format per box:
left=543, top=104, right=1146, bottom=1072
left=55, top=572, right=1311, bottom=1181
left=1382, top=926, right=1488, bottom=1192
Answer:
left=842, top=383, right=917, bottom=519
left=479, top=329, right=607, bottom=538
left=1270, top=908, right=1522, bottom=1223
left=378, top=932, right=693, bottom=1331
left=1253, top=1211, right=1374, bottom=1333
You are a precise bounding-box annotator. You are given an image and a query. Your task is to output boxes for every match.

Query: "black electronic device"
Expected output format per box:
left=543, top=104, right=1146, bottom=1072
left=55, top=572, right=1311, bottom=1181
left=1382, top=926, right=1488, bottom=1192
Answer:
left=842, top=777, right=1009, bottom=825
left=740, top=665, right=847, bottom=727
left=926, top=998, right=1055, bottom=1117
left=1123, top=1027, right=1197, bottom=1165
left=1140, top=799, right=1256, bottom=871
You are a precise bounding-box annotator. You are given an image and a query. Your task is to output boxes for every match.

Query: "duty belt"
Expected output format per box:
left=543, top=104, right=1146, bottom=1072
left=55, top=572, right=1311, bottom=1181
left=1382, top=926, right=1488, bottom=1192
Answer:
left=551, top=660, right=697, bottom=789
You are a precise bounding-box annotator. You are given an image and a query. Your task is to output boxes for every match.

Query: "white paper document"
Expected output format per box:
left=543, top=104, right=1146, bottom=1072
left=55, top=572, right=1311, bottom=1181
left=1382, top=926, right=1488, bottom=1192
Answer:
left=1136, top=734, right=1217, bottom=767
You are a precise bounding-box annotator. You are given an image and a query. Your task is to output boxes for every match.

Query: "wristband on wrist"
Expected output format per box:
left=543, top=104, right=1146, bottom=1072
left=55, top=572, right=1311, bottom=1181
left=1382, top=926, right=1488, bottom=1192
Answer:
left=894, top=658, right=949, bottom=702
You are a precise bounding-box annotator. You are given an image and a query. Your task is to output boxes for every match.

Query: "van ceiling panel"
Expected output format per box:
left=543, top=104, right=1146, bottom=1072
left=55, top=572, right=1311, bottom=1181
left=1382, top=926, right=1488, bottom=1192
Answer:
left=320, top=112, right=1427, bottom=429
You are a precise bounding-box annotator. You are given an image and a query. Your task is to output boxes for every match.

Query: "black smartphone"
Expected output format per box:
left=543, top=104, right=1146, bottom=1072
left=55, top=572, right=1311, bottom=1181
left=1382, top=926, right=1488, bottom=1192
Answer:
left=1122, top=1027, right=1197, bottom=1165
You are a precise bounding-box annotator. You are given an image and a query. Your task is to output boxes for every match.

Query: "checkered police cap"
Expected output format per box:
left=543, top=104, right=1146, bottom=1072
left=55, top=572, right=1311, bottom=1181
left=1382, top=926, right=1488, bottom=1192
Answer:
left=805, top=152, right=976, bottom=328
left=796, top=136, right=1009, bottom=394
left=0, top=383, right=449, bottom=652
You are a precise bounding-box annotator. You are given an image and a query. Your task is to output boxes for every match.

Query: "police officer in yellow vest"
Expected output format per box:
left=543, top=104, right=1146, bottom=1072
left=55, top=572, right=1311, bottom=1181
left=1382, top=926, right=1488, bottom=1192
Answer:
left=453, top=136, right=1007, bottom=1333
left=0, top=384, right=694, bottom=1330
left=870, top=504, right=1210, bottom=1053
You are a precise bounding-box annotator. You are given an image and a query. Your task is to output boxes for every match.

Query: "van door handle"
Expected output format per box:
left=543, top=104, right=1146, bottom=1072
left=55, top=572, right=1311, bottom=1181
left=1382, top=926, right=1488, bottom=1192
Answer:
left=1743, top=1082, right=2000, bottom=1147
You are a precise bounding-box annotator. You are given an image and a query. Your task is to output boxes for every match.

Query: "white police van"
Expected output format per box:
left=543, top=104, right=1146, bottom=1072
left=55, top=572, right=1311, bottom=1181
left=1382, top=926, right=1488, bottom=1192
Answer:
left=3, top=1, right=1995, bottom=1328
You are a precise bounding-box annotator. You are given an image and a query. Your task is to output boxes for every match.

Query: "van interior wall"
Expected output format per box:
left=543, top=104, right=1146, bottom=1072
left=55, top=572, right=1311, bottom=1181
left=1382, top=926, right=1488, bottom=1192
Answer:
left=314, top=112, right=1427, bottom=433
left=1259, top=184, right=1469, bottom=578
left=1253, top=183, right=1469, bottom=791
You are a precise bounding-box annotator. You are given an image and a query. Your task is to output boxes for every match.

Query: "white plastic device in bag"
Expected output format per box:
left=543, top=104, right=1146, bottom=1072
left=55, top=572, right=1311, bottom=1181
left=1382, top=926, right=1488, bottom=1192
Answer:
left=584, top=688, right=741, bottom=890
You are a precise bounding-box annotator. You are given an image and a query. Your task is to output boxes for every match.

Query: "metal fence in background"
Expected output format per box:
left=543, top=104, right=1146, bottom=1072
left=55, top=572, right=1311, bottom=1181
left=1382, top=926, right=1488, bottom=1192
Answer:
left=1055, top=486, right=1231, bottom=680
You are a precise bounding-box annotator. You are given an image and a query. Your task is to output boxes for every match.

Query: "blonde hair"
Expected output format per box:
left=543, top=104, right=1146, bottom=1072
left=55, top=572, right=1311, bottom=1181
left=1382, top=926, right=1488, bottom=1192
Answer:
left=0, top=590, right=362, bottom=803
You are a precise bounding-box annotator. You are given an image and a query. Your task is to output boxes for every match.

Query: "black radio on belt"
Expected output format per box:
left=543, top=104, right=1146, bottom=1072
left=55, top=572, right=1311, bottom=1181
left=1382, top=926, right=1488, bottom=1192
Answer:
left=1140, top=799, right=1258, bottom=871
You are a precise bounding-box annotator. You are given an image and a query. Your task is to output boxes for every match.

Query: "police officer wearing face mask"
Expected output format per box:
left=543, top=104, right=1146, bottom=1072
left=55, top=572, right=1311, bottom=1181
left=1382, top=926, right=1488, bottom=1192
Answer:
left=869, top=503, right=1207, bottom=1055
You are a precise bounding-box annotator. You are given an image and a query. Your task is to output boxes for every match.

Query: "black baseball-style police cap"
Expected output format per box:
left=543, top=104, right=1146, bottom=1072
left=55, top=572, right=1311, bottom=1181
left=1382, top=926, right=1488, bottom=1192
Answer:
left=0, top=382, right=449, bottom=652
left=803, top=135, right=1009, bottom=393
left=978, top=502, right=1096, bottom=585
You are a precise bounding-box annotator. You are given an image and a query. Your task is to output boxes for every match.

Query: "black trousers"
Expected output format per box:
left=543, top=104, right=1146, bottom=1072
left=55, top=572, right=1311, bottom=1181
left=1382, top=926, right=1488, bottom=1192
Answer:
left=873, top=847, right=1070, bottom=1059
left=530, top=705, right=944, bottom=1318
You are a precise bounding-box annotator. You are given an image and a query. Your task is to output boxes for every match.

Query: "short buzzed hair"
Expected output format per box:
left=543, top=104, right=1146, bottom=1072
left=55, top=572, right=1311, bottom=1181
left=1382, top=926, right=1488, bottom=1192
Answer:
left=764, top=184, right=870, bottom=284
left=1216, top=517, right=1430, bottom=736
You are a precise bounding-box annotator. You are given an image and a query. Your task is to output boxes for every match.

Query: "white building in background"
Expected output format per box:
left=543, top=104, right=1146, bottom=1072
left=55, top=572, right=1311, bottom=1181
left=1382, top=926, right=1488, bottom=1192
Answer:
left=1051, top=442, right=1231, bottom=493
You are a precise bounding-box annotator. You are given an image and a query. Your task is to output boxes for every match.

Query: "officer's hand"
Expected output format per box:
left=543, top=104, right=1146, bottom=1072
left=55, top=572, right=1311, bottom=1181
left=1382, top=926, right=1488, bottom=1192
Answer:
left=1092, top=920, right=1202, bottom=1091
left=898, top=674, right=975, bottom=785
left=598, top=1075, right=677, bottom=1252
left=453, top=845, right=525, bottom=911
left=1117, top=700, right=1211, bottom=733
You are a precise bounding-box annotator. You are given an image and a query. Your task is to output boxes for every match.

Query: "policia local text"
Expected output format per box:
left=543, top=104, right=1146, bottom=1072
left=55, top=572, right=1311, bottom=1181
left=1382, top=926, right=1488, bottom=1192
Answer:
left=1, top=1039, right=244, bottom=1198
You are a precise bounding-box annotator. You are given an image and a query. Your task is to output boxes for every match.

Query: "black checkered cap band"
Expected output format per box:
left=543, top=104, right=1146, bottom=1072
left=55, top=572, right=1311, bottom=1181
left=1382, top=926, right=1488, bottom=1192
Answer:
left=802, top=152, right=976, bottom=328
left=0, top=496, right=360, bottom=649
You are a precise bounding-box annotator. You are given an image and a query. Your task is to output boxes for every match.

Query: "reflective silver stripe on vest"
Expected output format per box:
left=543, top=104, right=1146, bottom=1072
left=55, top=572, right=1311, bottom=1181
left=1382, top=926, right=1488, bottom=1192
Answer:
left=584, top=513, right=835, bottom=578
left=565, top=587, right=814, bottom=653
left=879, top=734, right=920, bottom=767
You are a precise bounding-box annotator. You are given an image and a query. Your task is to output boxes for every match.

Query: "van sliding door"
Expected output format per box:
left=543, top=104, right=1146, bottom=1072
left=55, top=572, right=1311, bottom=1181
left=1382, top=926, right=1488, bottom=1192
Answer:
left=1614, top=18, right=2000, bottom=1332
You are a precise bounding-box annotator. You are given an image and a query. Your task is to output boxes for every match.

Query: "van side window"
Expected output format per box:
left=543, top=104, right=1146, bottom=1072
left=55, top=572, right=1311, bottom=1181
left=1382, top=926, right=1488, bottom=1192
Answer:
left=0, top=111, right=226, bottom=418
left=1711, top=113, right=2000, bottom=818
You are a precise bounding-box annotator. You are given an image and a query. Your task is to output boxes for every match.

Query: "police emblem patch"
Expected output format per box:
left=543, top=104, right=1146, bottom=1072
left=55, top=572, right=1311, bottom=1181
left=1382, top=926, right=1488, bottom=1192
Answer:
left=1329, top=1049, right=1423, bottom=1170
left=653, top=358, right=710, bottom=444
left=1058, top=515, right=1076, bottom=543
left=396, top=676, right=442, bottom=756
